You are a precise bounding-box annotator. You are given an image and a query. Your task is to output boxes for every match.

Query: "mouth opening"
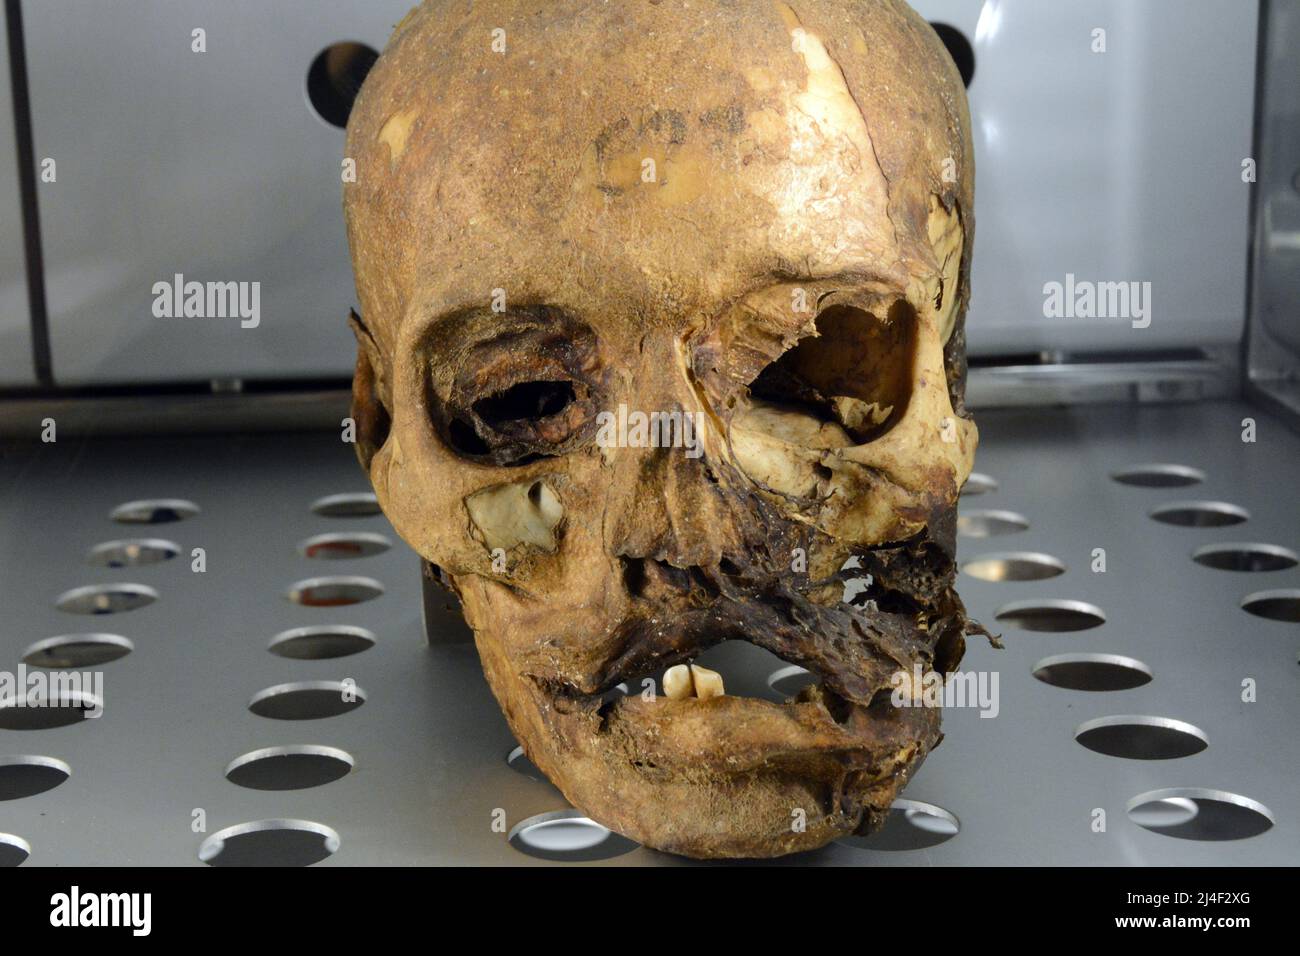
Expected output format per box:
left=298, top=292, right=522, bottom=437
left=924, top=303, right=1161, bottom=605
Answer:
left=573, top=552, right=949, bottom=728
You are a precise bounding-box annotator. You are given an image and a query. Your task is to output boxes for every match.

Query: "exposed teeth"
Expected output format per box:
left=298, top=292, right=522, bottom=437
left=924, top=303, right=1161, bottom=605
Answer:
left=663, top=664, right=694, bottom=700
left=661, top=663, right=726, bottom=700
left=690, top=664, right=725, bottom=699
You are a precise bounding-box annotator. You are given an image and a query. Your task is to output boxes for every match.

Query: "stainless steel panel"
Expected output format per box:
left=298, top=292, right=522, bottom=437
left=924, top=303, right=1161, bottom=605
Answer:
left=0, top=4, right=36, bottom=387
left=23, top=0, right=1259, bottom=386
left=23, top=0, right=413, bottom=385
left=1246, top=0, right=1300, bottom=423
left=0, top=399, right=1295, bottom=864
left=915, top=0, right=1256, bottom=356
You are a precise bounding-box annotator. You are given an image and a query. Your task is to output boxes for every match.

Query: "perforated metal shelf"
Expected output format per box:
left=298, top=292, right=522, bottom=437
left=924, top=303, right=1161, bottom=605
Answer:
left=0, top=399, right=1296, bottom=865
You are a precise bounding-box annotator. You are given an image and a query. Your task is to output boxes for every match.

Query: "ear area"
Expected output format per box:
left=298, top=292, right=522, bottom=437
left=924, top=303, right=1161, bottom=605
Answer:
left=347, top=309, right=392, bottom=471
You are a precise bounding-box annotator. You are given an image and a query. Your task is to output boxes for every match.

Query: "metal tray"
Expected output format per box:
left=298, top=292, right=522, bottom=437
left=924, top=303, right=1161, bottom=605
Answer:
left=0, top=398, right=1295, bottom=865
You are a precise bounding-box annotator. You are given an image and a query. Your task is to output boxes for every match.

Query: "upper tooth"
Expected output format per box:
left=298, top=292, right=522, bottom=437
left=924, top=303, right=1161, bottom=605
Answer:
left=663, top=664, right=693, bottom=700
left=690, top=664, right=725, bottom=699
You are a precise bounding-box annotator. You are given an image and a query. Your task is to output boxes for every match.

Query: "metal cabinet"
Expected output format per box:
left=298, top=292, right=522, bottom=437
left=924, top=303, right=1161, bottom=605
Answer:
left=23, top=0, right=414, bottom=385
left=914, top=0, right=1256, bottom=356
left=20, top=0, right=1260, bottom=384
left=0, top=6, right=35, bottom=387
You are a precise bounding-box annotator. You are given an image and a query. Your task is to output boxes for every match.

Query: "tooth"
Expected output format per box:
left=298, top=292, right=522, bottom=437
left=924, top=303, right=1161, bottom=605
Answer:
left=690, top=664, right=724, bottom=699
left=663, top=664, right=694, bottom=700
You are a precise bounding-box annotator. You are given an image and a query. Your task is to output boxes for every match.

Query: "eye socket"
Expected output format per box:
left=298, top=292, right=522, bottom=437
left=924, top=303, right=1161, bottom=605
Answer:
left=426, top=309, right=604, bottom=467
left=473, top=380, right=576, bottom=427
left=448, top=418, right=491, bottom=456
left=747, top=301, right=917, bottom=444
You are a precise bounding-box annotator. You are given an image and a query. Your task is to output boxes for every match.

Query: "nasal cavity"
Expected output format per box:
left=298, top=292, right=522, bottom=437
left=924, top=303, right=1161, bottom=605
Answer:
left=620, top=556, right=719, bottom=602
left=747, top=302, right=917, bottom=444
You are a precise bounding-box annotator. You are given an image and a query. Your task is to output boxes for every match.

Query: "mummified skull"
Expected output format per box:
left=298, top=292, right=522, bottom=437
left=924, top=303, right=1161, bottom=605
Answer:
left=344, top=0, right=987, bottom=858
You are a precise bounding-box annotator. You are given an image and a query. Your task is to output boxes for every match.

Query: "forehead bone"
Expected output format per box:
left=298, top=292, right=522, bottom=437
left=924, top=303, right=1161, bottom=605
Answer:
left=344, top=0, right=972, bottom=348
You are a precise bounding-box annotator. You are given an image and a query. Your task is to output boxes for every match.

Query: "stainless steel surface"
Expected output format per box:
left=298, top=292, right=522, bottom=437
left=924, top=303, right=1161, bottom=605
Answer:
left=1246, top=0, right=1300, bottom=425
left=916, top=0, right=1256, bottom=358
left=0, top=388, right=350, bottom=438
left=22, top=0, right=413, bottom=385
left=0, top=2, right=35, bottom=387
left=967, top=354, right=1237, bottom=408
left=12, top=0, right=1260, bottom=388
left=1, top=399, right=1296, bottom=864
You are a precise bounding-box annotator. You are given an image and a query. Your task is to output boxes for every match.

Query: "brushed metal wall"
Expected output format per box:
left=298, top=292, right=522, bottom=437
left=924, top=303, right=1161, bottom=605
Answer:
left=15, top=0, right=1262, bottom=385
left=0, top=2, right=35, bottom=386
left=916, top=0, right=1258, bottom=357
left=22, top=0, right=413, bottom=386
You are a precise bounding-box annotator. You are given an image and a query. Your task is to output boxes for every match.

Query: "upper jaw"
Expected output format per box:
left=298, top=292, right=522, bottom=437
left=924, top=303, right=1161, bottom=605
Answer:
left=548, top=554, right=965, bottom=709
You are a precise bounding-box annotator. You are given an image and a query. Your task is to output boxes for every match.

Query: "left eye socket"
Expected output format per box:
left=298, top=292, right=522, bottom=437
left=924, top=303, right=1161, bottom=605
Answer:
left=746, top=301, right=917, bottom=444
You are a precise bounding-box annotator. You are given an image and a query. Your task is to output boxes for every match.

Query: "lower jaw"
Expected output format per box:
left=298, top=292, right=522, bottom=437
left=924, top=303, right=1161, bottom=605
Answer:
left=528, top=681, right=943, bottom=859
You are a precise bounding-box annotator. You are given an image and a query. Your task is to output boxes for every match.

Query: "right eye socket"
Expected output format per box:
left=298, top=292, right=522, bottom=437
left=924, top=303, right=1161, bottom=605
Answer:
left=428, top=310, right=603, bottom=466
left=446, top=375, right=593, bottom=466
left=473, top=380, right=577, bottom=428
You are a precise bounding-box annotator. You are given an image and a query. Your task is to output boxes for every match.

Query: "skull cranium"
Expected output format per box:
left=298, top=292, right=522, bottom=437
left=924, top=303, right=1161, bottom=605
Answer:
left=344, top=0, right=985, bottom=858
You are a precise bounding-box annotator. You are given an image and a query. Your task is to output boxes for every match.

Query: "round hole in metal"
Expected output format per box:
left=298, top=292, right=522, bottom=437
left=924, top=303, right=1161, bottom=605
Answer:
left=1111, top=464, right=1205, bottom=488
left=1241, top=588, right=1300, bottom=623
left=248, top=681, right=366, bottom=721
left=0, top=834, right=31, bottom=867
left=959, top=472, right=998, bottom=497
left=285, top=575, right=383, bottom=607
left=0, top=756, right=71, bottom=801
left=0, top=691, right=101, bottom=731
left=962, top=551, right=1065, bottom=582
left=1149, top=501, right=1249, bottom=528
left=929, top=22, right=975, bottom=87
left=305, top=43, right=378, bottom=129
left=508, top=810, right=639, bottom=862
left=957, top=509, right=1029, bottom=537
left=1127, top=788, right=1274, bottom=841
left=994, top=599, right=1106, bottom=633
left=199, top=819, right=340, bottom=867
left=299, top=531, right=391, bottom=560
left=268, top=625, right=375, bottom=661
left=310, top=492, right=381, bottom=517
left=1128, top=796, right=1200, bottom=829
left=55, top=583, right=158, bottom=616
left=86, top=538, right=179, bottom=568
left=1032, top=653, right=1152, bottom=691
left=506, top=745, right=545, bottom=782
left=22, top=633, right=133, bottom=668
left=110, top=498, right=199, bottom=524
left=767, top=664, right=816, bottom=698
left=837, top=799, right=960, bottom=852
left=1192, top=542, right=1298, bottom=573
left=1075, top=715, right=1207, bottom=760
left=225, top=746, right=354, bottom=791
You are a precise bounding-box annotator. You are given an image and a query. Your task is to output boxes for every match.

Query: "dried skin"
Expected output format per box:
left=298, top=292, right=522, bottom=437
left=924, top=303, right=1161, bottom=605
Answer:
left=345, top=0, right=984, bottom=858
